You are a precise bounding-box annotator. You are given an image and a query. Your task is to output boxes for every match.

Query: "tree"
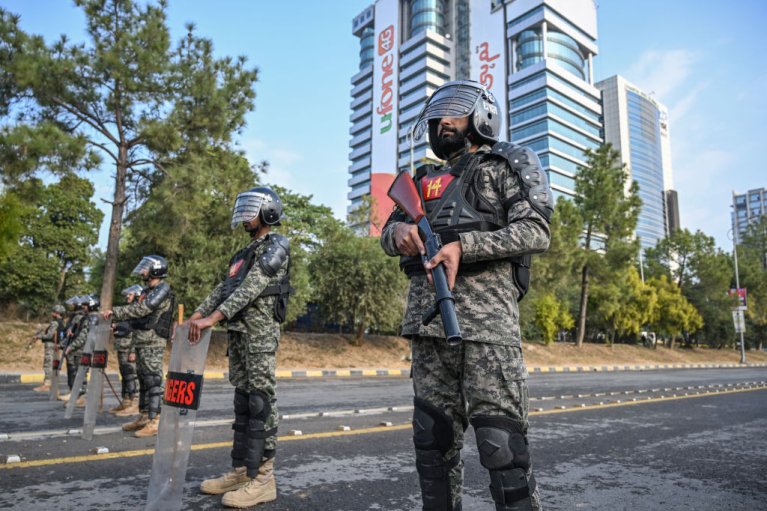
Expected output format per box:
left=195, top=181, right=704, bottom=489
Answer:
left=533, top=292, right=574, bottom=345
left=0, top=0, right=258, bottom=308
left=647, top=275, right=703, bottom=348
left=591, top=266, right=657, bottom=343
left=310, top=228, right=408, bottom=343
left=573, top=144, right=641, bottom=347
left=0, top=175, right=102, bottom=313
left=0, top=190, right=26, bottom=261
left=738, top=217, right=767, bottom=349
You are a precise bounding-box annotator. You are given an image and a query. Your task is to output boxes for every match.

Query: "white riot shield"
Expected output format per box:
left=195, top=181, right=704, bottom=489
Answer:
left=82, top=317, right=114, bottom=440
left=64, top=315, right=97, bottom=420
left=145, top=323, right=211, bottom=511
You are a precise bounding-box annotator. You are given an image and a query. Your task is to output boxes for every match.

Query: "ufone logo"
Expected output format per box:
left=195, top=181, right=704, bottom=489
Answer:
left=376, top=25, right=395, bottom=134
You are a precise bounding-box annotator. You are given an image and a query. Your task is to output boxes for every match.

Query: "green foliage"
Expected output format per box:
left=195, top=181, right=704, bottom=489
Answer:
left=0, top=190, right=26, bottom=260
left=0, top=0, right=259, bottom=306
left=310, top=228, right=408, bottom=342
left=0, top=175, right=102, bottom=314
left=737, top=216, right=767, bottom=349
left=591, top=266, right=657, bottom=342
left=647, top=275, right=703, bottom=342
left=533, top=293, right=574, bottom=345
left=572, top=143, right=641, bottom=346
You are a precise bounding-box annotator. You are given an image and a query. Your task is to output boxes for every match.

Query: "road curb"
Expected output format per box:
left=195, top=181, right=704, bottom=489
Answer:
left=2, top=363, right=765, bottom=384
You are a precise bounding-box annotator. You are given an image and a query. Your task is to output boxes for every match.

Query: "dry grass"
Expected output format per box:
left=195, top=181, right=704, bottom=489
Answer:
left=2, top=320, right=765, bottom=373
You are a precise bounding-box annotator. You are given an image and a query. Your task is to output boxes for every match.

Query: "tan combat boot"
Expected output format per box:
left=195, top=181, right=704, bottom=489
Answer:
left=115, top=397, right=139, bottom=416
left=75, top=395, right=87, bottom=407
left=200, top=466, right=250, bottom=495
left=221, top=458, right=277, bottom=508
left=134, top=416, right=160, bottom=438
left=109, top=397, right=130, bottom=414
left=122, top=412, right=149, bottom=432
left=57, top=392, right=71, bottom=402
left=33, top=381, right=51, bottom=392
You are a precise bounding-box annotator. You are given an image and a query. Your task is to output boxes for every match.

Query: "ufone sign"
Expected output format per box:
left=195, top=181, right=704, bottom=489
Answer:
left=376, top=25, right=395, bottom=134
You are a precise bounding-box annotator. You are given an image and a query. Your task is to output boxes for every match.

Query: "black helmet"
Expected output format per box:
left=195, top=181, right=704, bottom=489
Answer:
left=413, top=80, right=501, bottom=159
left=230, top=187, right=284, bottom=229
left=131, top=255, right=169, bottom=279
left=85, top=294, right=100, bottom=312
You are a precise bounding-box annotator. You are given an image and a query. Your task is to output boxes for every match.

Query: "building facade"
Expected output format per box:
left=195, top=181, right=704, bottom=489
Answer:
left=732, top=187, right=767, bottom=244
left=596, top=75, right=677, bottom=250
left=349, top=0, right=603, bottom=232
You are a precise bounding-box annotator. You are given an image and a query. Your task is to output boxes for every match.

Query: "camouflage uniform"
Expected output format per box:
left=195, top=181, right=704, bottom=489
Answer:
left=381, top=145, right=550, bottom=510
left=66, top=313, right=91, bottom=396
left=40, top=319, right=59, bottom=383
left=112, top=285, right=173, bottom=420
left=114, top=327, right=138, bottom=400
left=195, top=233, right=288, bottom=474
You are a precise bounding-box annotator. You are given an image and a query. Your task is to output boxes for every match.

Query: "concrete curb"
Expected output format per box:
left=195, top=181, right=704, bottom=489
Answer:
left=2, top=363, right=765, bottom=384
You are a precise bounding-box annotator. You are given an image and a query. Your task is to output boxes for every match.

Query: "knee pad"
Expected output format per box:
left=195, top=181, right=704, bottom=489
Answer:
left=413, top=396, right=454, bottom=455
left=245, top=390, right=274, bottom=477
left=231, top=389, right=250, bottom=467
left=413, top=397, right=461, bottom=510
left=471, top=415, right=536, bottom=510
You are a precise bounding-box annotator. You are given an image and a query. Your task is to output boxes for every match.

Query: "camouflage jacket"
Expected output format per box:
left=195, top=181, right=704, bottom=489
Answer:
left=40, top=320, right=58, bottom=343
left=195, top=234, right=288, bottom=352
left=68, top=314, right=91, bottom=353
left=112, top=283, right=173, bottom=349
left=380, top=145, right=551, bottom=346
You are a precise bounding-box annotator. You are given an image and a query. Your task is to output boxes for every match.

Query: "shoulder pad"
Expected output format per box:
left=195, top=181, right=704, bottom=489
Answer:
left=414, top=163, right=439, bottom=181
left=491, top=142, right=554, bottom=223
left=258, top=234, right=290, bottom=277
left=145, top=282, right=172, bottom=310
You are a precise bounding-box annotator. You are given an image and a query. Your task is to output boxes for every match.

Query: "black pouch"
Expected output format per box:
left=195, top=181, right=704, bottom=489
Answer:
left=273, top=294, right=288, bottom=323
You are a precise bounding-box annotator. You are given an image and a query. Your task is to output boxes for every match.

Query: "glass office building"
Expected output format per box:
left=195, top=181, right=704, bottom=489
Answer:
left=597, top=75, right=677, bottom=250
left=349, top=0, right=603, bottom=227
left=732, top=188, right=767, bottom=244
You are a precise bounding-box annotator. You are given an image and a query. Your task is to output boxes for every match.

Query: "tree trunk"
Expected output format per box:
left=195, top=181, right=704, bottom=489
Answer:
left=56, top=264, right=68, bottom=300
left=575, top=263, right=590, bottom=347
left=100, top=146, right=128, bottom=310
left=670, top=335, right=676, bottom=350
left=352, top=322, right=364, bottom=347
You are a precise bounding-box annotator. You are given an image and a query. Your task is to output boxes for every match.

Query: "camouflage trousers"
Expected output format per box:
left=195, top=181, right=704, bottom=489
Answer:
left=228, top=331, right=278, bottom=451
left=65, top=350, right=88, bottom=395
left=411, top=336, right=541, bottom=511
left=116, top=348, right=138, bottom=399
left=135, top=346, right=165, bottom=416
left=42, top=342, right=54, bottom=382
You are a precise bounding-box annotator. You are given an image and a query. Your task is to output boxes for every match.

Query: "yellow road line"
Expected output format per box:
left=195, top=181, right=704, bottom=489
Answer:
left=2, top=386, right=765, bottom=470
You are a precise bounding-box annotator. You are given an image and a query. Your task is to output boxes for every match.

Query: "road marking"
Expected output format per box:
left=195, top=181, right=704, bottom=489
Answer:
left=2, top=386, right=765, bottom=470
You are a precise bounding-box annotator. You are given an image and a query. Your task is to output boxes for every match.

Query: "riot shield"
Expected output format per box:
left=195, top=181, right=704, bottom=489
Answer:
left=64, top=315, right=97, bottom=420
left=145, top=323, right=211, bottom=511
left=82, top=317, right=114, bottom=440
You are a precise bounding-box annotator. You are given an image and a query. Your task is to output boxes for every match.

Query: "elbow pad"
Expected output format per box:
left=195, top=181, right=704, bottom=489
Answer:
left=145, top=282, right=171, bottom=310
left=258, top=234, right=290, bottom=277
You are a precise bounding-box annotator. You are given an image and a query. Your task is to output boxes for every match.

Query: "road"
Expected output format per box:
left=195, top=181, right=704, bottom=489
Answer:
left=1, top=367, right=766, bottom=510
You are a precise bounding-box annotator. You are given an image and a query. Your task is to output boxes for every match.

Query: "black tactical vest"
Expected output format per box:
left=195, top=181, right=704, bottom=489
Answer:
left=221, top=235, right=292, bottom=323
left=399, top=149, right=533, bottom=300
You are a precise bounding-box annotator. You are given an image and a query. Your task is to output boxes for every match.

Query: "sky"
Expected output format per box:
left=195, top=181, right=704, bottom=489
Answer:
left=3, top=0, right=766, bottom=252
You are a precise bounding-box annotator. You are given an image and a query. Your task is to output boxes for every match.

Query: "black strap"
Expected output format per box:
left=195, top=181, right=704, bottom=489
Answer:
left=248, top=427, right=278, bottom=439
left=503, top=473, right=536, bottom=503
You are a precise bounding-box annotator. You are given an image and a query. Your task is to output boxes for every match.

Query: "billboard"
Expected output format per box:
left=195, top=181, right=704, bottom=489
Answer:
left=371, top=0, right=399, bottom=176
left=470, top=0, right=507, bottom=138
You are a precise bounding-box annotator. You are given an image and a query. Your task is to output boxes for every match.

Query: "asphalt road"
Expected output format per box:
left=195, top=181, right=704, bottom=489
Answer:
left=1, top=367, right=766, bottom=510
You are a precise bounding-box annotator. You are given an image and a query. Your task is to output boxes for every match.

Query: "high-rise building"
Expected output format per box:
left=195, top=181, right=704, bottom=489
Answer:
left=596, top=75, right=677, bottom=250
left=732, top=187, right=767, bottom=244
left=349, top=0, right=603, bottom=231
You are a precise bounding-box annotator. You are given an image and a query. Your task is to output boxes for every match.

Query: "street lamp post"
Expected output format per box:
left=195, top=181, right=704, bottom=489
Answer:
left=731, top=234, right=747, bottom=364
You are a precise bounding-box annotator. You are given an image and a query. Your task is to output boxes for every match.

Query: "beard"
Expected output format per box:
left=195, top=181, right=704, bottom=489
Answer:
left=432, top=126, right=469, bottom=159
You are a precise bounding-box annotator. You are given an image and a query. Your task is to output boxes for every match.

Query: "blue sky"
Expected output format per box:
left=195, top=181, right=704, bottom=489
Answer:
left=3, top=0, right=766, bottom=252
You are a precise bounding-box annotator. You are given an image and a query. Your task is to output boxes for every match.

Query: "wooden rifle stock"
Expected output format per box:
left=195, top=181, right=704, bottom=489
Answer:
left=387, top=172, right=462, bottom=345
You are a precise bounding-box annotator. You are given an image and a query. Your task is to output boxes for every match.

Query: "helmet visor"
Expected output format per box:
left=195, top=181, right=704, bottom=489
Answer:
left=231, top=191, right=266, bottom=229
left=121, top=284, right=144, bottom=297
left=131, top=256, right=159, bottom=277
left=413, top=82, right=484, bottom=142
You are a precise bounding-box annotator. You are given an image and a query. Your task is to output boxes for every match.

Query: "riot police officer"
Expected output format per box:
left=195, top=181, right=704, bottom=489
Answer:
left=103, top=256, right=174, bottom=438
left=190, top=186, right=291, bottom=509
left=381, top=80, right=552, bottom=511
